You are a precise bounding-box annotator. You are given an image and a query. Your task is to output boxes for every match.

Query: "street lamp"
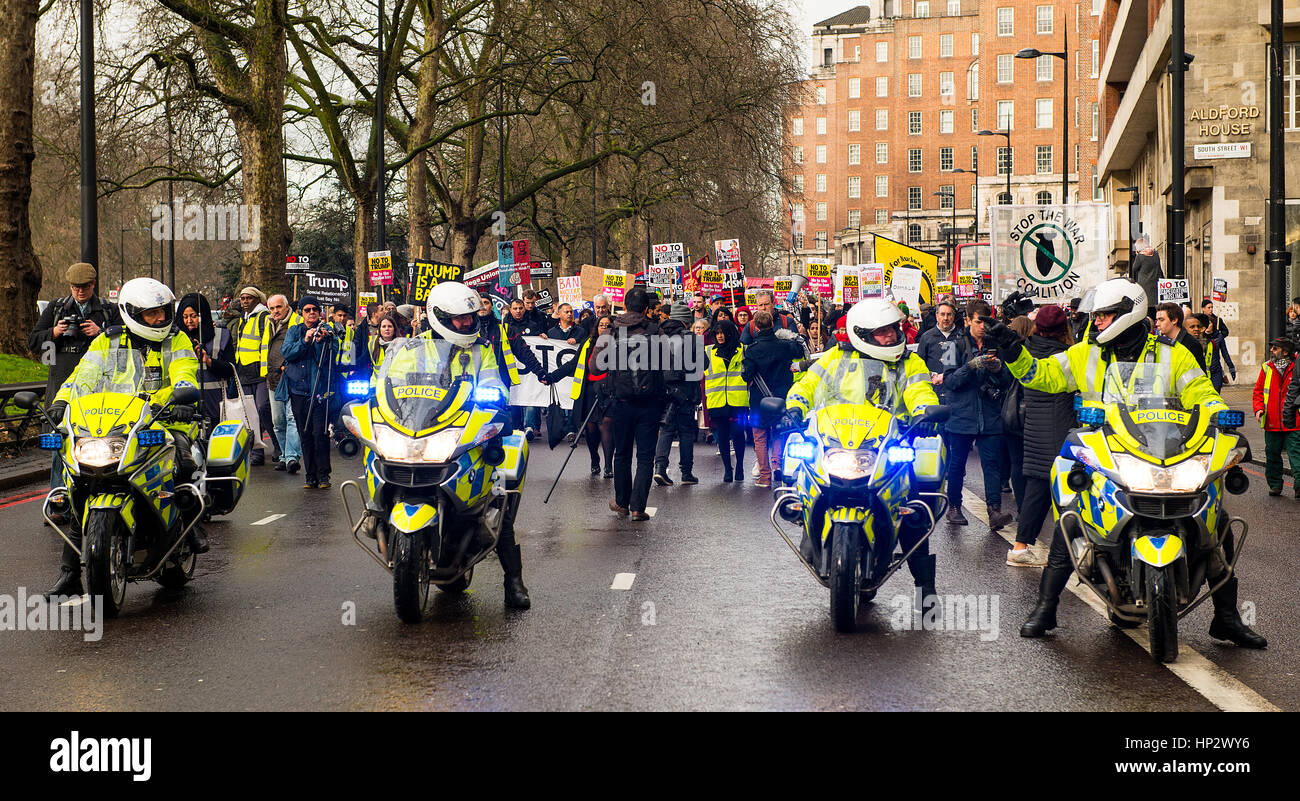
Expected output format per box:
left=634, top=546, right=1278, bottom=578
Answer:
left=1016, top=30, right=1069, bottom=204
left=953, top=166, right=980, bottom=240
left=591, top=127, right=623, bottom=266
left=977, top=129, right=1012, bottom=206
left=934, top=190, right=957, bottom=275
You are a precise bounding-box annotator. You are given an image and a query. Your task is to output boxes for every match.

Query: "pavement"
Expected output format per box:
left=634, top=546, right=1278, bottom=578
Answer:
left=0, top=429, right=1295, bottom=712
left=0, top=451, right=49, bottom=493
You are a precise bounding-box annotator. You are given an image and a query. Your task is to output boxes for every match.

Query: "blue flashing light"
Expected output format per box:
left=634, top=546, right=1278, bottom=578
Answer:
left=39, top=434, right=62, bottom=450
left=788, top=441, right=816, bottom=461
left=138, top=430, right=166, bottom=447
left=886, top=445, right=915, bottom=464
left=473, top=386, right=504, bottom=405
left=1078, top=406, right=1106, bottom=427
left=1073, top=395, right=1083, bottom=411
left=345, top=379, right=371, bottom=397
left=1213, top=410, right=1245, bottom=428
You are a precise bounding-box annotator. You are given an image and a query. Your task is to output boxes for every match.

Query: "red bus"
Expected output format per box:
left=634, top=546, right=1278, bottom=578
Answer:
left=952, top=242, right=992, bottom=301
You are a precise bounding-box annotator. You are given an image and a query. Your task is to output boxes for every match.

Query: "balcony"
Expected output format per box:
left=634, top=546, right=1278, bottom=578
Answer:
left=1097, top=0, right=1151, bottom=90
left=1097, top=2, right=1171, bottom=179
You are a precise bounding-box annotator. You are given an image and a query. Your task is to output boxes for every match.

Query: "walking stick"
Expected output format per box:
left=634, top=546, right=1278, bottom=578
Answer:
left=543, top=394, right=604, bottom=504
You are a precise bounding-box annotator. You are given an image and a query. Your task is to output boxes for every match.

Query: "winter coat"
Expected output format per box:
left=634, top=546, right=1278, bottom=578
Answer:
left=741, top=327, right=804, bottom=409
left=1021, top=335, right=1078, bottom=479
left=942, top=329, right=1013, bottom=435
left=916, top=324, right=963, bottom=404
left=1128, top=252, right=1163, bottom=306
left=1255, top=359, right=1299, bottom=431
left=739, top=311, right=798, bottom=344
left=28, top=294, right=121, bottom=402
left=280, top=322, right=338, bottom=414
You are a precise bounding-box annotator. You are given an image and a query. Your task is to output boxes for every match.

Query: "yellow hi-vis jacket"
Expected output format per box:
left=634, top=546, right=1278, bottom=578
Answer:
left=57, top=329, right=200, bottom=408
left=236, top=309, right=271, bottom=377
left=1006, top=333, right=1228, bottom=414
left=787, top=347, right=938, bottom=417
left=704, top=344, right=748, bottom=409
left=570, top=337, right=596, bottom=401
left=328, top=322, right=358, bottom=368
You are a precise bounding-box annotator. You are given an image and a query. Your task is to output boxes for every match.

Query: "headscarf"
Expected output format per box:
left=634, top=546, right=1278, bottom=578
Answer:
left=712, top=319, right=741, bottom=362
left=176, top=293, right=214, bottom=347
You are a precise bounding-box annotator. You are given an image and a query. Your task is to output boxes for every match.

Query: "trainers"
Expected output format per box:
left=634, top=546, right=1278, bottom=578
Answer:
left=653, top=471, right=673, bottom=486
left=274, top=461, right=287, bottom=472
left=754, top=479, right=771, bottom=488
left=287, top=459, right=300, bottom=475
left=1269, top=487, right=1282, bottom=496
left=524, top=427, right=536, bottom=441
left=1006, top=547, right=1046, bottom=567
left=946, top=508, right=968, bottom=526
left=679, top=472, right=699, bottom=485
left=565, top=432, right=577, bottom=444
left=751, top=462, right=760, bottom=478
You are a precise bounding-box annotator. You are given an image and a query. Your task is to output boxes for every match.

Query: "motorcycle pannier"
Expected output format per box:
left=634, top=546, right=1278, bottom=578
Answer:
left=911, top=435, right=946, bottom=492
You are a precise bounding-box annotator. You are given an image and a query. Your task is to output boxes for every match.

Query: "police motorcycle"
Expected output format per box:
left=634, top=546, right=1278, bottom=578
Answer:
left=339, top=337, right=527, bottom=623
left=15, top=351, right=251, bottom=617
left=1052, top=361, right=1251, bottom=663
left=762, top=359, right=949, bottom=632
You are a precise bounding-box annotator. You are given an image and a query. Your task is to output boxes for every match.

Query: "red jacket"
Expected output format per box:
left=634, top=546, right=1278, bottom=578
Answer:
left=1252, top=360, right=1299, bottom=431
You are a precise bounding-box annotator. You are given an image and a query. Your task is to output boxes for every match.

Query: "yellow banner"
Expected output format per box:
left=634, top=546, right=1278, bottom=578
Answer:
left=874, top=235, right=938, bottom=304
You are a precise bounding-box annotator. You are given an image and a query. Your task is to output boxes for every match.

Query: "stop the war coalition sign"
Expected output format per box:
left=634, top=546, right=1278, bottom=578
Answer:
left=989, top=204, right=1110, bottom=303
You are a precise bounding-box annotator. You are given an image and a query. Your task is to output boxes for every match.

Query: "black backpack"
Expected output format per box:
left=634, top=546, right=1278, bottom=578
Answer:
left=607, top=320, right=664, bottom=401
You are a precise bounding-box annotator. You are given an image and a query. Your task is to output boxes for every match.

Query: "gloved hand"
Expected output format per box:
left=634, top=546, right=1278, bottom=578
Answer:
left=980, top=316, right=1022, bottom=350
left=966, top=355, right=988, bottom=371
left=171, top=405, right=197, bottom=422
left=784, top=407, right=805, bottom=429
left=49, top=400, right=67, bottom=424
left=150, top=403, right=163, bottom=417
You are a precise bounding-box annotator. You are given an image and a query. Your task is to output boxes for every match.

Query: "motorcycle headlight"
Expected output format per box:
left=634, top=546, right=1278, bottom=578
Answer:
left=824, top=448, right=877, bottom=480
left=1112, top=453, right=1210, bottom=493
left=75, top=437, right=127, bottom=467
left=372, top=424, right=465, bottom=464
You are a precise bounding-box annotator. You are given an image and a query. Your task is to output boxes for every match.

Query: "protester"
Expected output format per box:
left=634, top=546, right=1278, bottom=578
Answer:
left=367, top=313, right=402, bottom=372
left=652, top=302, right=701, bottom=486
left=1128, top=236, right=1163, bottom=319
left=1254, top=337, right=1300, bottom=498
left=1190, top=311, right=1236, bottom=390
left=1007, top=305, right=1076, bottom=564
left=1002, top=315, right=1036, bottom=512
left=734, top=306, right=752, bottom=330
left=606, top=287, right=667, bottom=521
left=233, top=286, right=280, bottom=465
left=266, top=294, right=302, bottom=474
left=501, top=298, right=549, bottom=440
left=703, top=319, right=747, bottom=482
left=742, top=311, right=803, bottom=488
left=1155, top=301, right=1205, bottom=371
left=281, top=296, right=337, bottom=489
left=916, top=299, right=963, bottom=405
left=546, top=303, right=585, bottom=346
left=586, top=294, right=612, bottom=338
left=897, top=302, right=919, bottom=344
left=943, top=299, right=1014, bottom=530
left=691, top=318, right=709, bottom=337
left=1288, top=298, right=1300, bottom=344
left=740, top=290, right=798, bottom=344
left=547, top=314, right=615, bottom=477
left=178, top=293, right=235, bottom=431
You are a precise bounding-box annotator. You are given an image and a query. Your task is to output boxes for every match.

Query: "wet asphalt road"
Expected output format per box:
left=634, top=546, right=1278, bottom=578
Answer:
left=0, top=438, right=1295, bottom=711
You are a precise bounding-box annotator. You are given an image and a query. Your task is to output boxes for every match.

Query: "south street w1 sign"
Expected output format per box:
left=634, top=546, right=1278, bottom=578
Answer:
left=989, top=203, right=1111, bottom=303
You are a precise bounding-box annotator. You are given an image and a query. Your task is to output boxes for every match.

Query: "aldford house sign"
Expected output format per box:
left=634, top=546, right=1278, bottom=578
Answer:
left=1189, top=105, right=1260, bottom=137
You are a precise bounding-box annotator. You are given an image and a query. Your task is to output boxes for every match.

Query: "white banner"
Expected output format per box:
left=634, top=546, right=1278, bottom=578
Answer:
left=1157, top=278, right=1190, bottom=304
left=890, top=266, right=923, bottom=311
left=988, top=203, right=1112, bottom=304
left=557, top=275, right=583, bottom=307
left=508, top=336, right=578, bottom=408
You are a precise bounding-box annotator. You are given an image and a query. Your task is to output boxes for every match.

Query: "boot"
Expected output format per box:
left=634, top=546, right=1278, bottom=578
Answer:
left=946, top=507, right=968, bottom=526
left=987, top=505, right=1013, bottom=530
left=734, top=457, right=744, bottom=482
left=497, top=544, right=531, bottom=610
left=1207, top=576, right=1266, bottom=648
left=908, top=553, right=937, bottom=608
left=45, top=569, right=83, bottom=598
left=188, top=524, right=210, bottom=555
left=720, top=451, right=733, bottom=483
left=1020, top=561, right=1071, bottom=637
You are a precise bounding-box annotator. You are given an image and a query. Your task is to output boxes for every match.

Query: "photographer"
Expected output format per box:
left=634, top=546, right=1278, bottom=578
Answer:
left=941, top=299, right=1013, bottom=530
left=28, top=263, right=122, bottom=499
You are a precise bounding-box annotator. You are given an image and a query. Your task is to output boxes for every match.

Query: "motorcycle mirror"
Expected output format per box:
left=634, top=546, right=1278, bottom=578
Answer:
left=759, top=397, right=786, bottom=418
left=12, top=391, right=39, bottom=410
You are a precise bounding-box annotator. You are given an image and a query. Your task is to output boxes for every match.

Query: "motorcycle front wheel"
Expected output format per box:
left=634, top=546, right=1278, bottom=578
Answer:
left=392, top=529, right=431, bottom=624
left=84, top=510, right=128, bottom=618
left=829, top=522, right=863, bottom=633
left=1146, top=566, right=1179, bottom=663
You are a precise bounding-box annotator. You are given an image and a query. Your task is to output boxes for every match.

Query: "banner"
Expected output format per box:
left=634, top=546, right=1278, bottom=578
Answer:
left=602, top=269, right=628, bottom=304
left=890, top=267, right=923, bottom=311
left=497, top=240, right=531, bottom=292
left=1157, top=278, right=1190, bottom=304
left=721, top=266, right=745, bottom=305
left=409, top=260, right=466, bottom=303
left=529, top=260, right=554, bottom=280
left=838, top=264, right=860, bottom=304
left=358, top=291, right=378, bottom=311
left=1212, top=277, right=1228, bottom=302
left=715, top=238, right=740, bottom=269
left=699, top=266, right=723, bottom=297
left=806, top=260, right=833, bottom=298
left=773, top=276, right=793, bottom=295
left=367, top=250, right=393, bottom=287
left=285, top=254, right=311, bottom=275
left=508, top=336, right=578, bottom=408
left=988, top=203, right=1112, bottom=304
left=557, top=275, right=583, bottom=307
left=874, top=235, right=938, bottom=305
left=464, top=262, right=499, bottom=290
left=300, top=270, right=352, bottom=307
left=860, top=264, right=884, bottom=298
left=652, top=242, right=685, bottom=269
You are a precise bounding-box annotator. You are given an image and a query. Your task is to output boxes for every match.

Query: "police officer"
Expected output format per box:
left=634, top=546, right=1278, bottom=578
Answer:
left=983, top=278, right=1266, bottom=648
left=43, top=278, right=203, bottom=596
left=28, top=263, right=122, bottom=503
left=786, top=298, right=941, bottom=604
left=233, top=286, right=278, bottom=465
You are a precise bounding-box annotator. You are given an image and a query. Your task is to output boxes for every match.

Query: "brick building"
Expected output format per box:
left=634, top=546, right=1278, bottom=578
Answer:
left=783, top=1, right=1101, bottom=275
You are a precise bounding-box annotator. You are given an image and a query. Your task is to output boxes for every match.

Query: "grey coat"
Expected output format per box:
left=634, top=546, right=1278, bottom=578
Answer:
left=1128, top=252, right=1163, bottom=306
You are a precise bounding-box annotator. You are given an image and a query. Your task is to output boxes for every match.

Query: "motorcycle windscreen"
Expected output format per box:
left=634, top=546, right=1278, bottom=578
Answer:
left=67, top=346, right=149, bottom=434
left=811, top=357, right=900, bottom=449
left=375, top=337, right=473, bottom=434
left=1100, top=361, right=1199, bottom=460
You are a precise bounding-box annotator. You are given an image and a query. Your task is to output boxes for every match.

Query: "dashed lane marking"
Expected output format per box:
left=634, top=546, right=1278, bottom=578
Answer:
left=251, top=514, right=286, bottom=526
left=960, top=489, right=1279, bottom=712
left=610, top=573, right=636, bottom=591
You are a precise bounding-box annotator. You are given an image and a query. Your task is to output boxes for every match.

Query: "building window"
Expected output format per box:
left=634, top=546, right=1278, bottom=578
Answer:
left=1286, top=44, right=1300, bottom=130
left=1037, top=54, right=1052, bottom=81
left=792, top=203, right=804, bottom=223
left=997, top=192, right=1011, bottom=205
left=971, top=184, right=979, bottom=209
left=909, top=111, right=922, bottom=135
left=940, top=34, right=953, bottom=57
left=855, top=45, right=861, bottom=61
left=1036, top=145, right=1053, bottom=174
left=816, top=144, right=827, bottom=163
left=794, top=233, right=804, bottom=249
left=816, top=87, right=826, bottom=104
left=877, top=76, right=888, bottom=97
left=970, top=145, right=978, bottom=170
left=816, top=201, right=827, bottom=220
left=1036, top=190, right=1053, bottom=205
left=908, top=148, right=923, bottom=172
left=848, top=209, right=861, bottom=228
left=792, top=146, right=803, bottom=164
left=909, top=186, right=923, bottom=210
left=968, top=63, right=980, bottom=100
left=792, top=118, right=803, bottom=137
left=940, top=72, right=954, bottom=96
left=939, top=186, right=954, bottom=209
left=848, top=78, right=860, bottom=99
left=848, top=177, right=861, bottom=198
left=971, top=33, right=979, bottom=55
left=909, top=74, right=922, bottom=97
left=816, top=173, right=827, bottom=192
left=876, top=41, right=888, bottom=62
left=792, top=175, right=803, bottom=193
left=877, top=109, right=889, bottom=130
left=876, top=142, right=888, bottom=163
left=1092, top=103, right=1099, bottom=140
left=1036, top=5, right=1052, bottom=34
left=947, top=0, right=961, bottom=15
left=1036, top=98, right=1053, bottom=128
left=997, top=54, right=1013, bottom=84
left=1092, top=166, right=1103, bottom=200
left=815, top=231, right=827, bottom=250
left=915, top=1, right=930, bottom=17
left=876, top=209, right=888, bottom=225
left=848, top=109, right=861, bottom=131
left=1091, top=40, right=1099, bottom=78
left=997, top=146, right=1013, bottom=176
left=971, top=108, right=979, bottom=132
left=876, top=175, right=888, bottom=197
left=939, top=109, right=953, bottom=133
left=908, top=223, right=922, bottom=242
left=816, top=117, right=827, bottom=135
left=997, top=7, right=1013, bottom=36
left=997, top=100, right=1014, bottom=130
left=940, top=147, right=954, bottom=171
left=848, top=144, right=861, bottom=165
left=909, top=36, right=922, bottom=59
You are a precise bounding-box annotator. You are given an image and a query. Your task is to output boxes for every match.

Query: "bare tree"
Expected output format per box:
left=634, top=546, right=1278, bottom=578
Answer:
left=0, top=0, right=42, bottom=355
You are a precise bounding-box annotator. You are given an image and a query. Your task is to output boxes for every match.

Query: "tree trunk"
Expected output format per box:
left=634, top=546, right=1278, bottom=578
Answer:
left=0, top=0, right=40, bottom=356
left=352, top=194, right=375, bottom=293
left=449, top=217, right=478, bottom=270
left=234, top=115, right=290, bottom=294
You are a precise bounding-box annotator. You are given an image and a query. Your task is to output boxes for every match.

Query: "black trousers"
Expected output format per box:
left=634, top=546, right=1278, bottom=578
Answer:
left=711, top=408, right=747, bottom=473
left=611, top=400, right=662, bottom=513
left=1014, top=476, right=1053, bottom=546
left=290, top=393, right=332, bottom=483
left=653, top=404, right=696, bottom=473
left=246, top=379, right=280, bottom=458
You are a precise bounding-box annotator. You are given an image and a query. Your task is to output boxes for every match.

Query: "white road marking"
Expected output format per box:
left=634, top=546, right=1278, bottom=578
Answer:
left=59, top=595, right=89, bottom=608
left=610, top=573, right=636, bottom=590
left=251, top=514, right=286, bottom=526
left=644, top=507, right=657, bottom=517
left=961, top=489, right=1279, bottom=712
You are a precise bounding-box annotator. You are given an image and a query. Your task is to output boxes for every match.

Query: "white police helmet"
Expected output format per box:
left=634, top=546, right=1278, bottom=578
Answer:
left=1088, top=278, right=1147, bottom=344
left=118, top=277, right=176, bottom=343
left=846, top=298, right=906, bottom=362
left=425, top=281, right=482, bottom=346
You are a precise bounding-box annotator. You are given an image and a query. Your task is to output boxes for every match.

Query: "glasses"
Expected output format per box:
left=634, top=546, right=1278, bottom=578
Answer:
left=301, top=306, right=319, bottom=313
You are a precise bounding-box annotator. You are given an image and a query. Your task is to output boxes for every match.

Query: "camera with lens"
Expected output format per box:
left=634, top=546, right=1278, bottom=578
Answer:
left=1001, top=291, right=1036, bottom=320
left=60, top=311, right=85, bottom=330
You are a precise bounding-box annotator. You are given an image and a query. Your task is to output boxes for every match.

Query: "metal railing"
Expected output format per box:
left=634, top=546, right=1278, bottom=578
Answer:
left=0, top=382, right=46, bottom=455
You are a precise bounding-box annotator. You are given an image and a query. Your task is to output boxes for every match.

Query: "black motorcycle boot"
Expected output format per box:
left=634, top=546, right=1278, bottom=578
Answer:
left=497, top=544, right=531, bottom=610
left=1208, top=577, right=1267, bottom=648
left=187, top=523, right=210, bottom=554
left=907, top=553, right=937, bottom=610
left=1019, top=562, right=1071, bottom=637
left=720, top=451, right=734, bottom=483
left=46, top=541, right=84, bottom=597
